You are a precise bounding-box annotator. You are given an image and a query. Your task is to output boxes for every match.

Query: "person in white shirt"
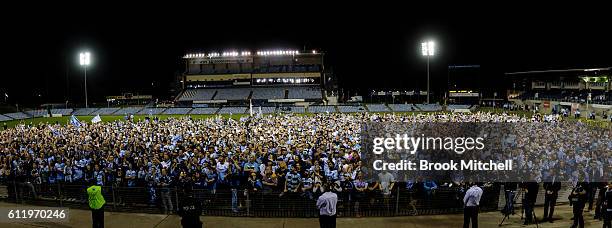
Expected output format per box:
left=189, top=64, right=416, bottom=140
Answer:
left=317, top=183, right=338, bottom=228
left=463, top=183, right=483, bottom=228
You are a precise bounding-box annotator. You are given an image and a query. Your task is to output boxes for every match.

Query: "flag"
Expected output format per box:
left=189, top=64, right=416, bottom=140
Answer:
left=171, top=134, right=182, bottom=144
left=91, top=115, right=102, bottom=124
left=249, top=99, right=253, bottom=116
left=70, top=115, right=81, bottom=128
left=48, top=125, right=61, bottom=137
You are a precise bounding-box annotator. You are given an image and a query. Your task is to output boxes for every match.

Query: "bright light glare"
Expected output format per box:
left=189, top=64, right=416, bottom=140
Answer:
left=79, top=52, right=91, bottom=66
left=421, top=41, right=435, bottom=56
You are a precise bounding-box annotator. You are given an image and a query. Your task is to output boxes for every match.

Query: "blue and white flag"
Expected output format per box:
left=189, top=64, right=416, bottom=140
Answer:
left=249, top=99, right=253, bottom=116
left=70, top=115, right=81, bottom=128
left=172, top=134, right=182, bottom=144
left=48, top=125, right=61, bottom=137
left=91, top=115, right=102, bottom=124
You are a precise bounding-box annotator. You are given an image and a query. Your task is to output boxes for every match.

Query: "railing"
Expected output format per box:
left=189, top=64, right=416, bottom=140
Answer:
left=0, top=181, right=500, bottom=217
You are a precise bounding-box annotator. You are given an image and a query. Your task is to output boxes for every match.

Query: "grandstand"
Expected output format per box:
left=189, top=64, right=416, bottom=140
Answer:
left=24, top=109, right=47, bottom=118
left=388, top=104, right=415, bottom=112
left=308, top=105, right=336, bottom=113
left=177, top=49, right=324, bottom=107
left=177, top=89, right=216, bottom=101
left=162, top=107, right=193, bottom=115
left=116, top=107, right=143, bottom=115
left=4, top=112, right=30, bottom=120
left=506, top=67, right=612, bottom=117
left=214, top=88, right=251, bottom=100
left=257, top=106, right=277, bottom=114
left=217, top=106, right=246, bottom=114
left=366, top=103, right=391, bottom=112
left=50, top=108, right=74, bottom=115
left=91, top=108, right=121, bottom=115
left=189, top=107, right=219, bottom=115
left=72, top=108, right=98, bottom=116
left=0, top=114, right=11, bottom=121
left=250, top=87, right=286, bottom=100
left=137, top=108, right=166, bottom=115
left=415, top=104, right=443, bottom=111
left=337, top=105, right=366, bottom=113
left=287, top=86, right=323, bottom=99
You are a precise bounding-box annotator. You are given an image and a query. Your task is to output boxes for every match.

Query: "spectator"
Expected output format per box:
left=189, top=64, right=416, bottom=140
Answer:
left=463, top=183, right=482, bottom=228
left=317, top=183, right=338, bottom=228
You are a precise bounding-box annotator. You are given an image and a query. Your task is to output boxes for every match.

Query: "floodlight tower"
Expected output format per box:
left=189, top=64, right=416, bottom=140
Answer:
left=421, top=41, right=435, bottom=104
left=79, top=52, right=91, bottom=108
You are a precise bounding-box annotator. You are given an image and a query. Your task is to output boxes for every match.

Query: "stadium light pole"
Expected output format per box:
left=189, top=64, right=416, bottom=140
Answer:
left=79, top=52, right=91, bottom=108
left=421, top=41, right=435, bottom=104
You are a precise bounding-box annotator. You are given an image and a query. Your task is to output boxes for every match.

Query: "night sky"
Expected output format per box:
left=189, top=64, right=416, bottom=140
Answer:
left=2, top=5, right=610, bottom=107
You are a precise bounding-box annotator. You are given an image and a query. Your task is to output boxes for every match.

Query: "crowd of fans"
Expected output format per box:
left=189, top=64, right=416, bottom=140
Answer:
left=0, top=112, right=610, bottom=215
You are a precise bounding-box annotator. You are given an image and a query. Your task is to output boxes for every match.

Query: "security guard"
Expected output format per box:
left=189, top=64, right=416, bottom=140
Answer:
left=178, top=188, right=203, bottom=228
left=569, top=179, right=588, bottom=228
left=87, top=180, right=106, bottom=228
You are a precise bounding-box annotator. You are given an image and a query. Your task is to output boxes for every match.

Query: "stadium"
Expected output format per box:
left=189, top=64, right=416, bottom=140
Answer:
left=1, top=7, right=612, bottom=228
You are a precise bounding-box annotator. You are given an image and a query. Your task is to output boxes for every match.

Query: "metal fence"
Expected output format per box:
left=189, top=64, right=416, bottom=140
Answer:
left=0, top=181, right=501, bottom=217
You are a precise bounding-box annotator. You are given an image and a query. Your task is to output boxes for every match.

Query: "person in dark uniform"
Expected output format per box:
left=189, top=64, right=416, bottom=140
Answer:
left=603, top=182, right=612, bottom=228
left=503, top=182, right=518, bottom=215
left=177, top=188, right=203, bottom=228
left=569, top=179, right=588, bottom=228
left=542, top=173, right=561, bottom=223
left=521, top=181, right=539, bottom=225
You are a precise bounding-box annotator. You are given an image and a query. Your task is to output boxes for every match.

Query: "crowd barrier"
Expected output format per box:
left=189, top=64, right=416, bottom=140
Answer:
left=0, top=182, right=501, bottom=217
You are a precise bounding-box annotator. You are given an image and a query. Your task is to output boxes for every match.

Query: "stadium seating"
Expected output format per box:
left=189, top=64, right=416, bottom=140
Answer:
left=189, top=108, right=219, bottom=115
left=91, top=108, right=121, bottom=115
left=278, top=106, right=305, bottom=113
left=217, top=106, right=247, bottom=114
left=337, top=105, right=366, bottom=113
left=4, top=112, right=30, bottom=120
left=162, top=108, right=193, bottom=115
left=366, top=104, right=391, bottom=112
left=251, top=87, right=286, bottom=100
left=137, top=108, right=166, bottom=115
left=0, top=114, right=12, bottom=121
left=415, top=104, right=443, bottom=111
left=388, top=104, right=415, bottom=112
left=308, top=105, right=336, bottom=113
left=214, top=88, right=251, bottom=100
left=287, top=87, right=322, bottom=99
left=256, top=106, right=277, bottom=114
left=50, top=109, right=74, bottom=115
left=25, top=110, right=48, bottom=117
left=115, top=107, right=143, bottom=115
left=178, top=89, right=216, bottom=101
left=447, top=105, right=472, bottom=111
left=72, top=108, right=99, bottom=116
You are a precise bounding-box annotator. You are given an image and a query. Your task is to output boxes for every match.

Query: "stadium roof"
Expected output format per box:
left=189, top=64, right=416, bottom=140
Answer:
left=505, top=67, right=612, bottom=76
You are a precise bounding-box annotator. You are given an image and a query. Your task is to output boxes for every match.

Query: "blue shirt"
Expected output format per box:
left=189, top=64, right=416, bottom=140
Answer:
left=463, top=185, right=483, bottom=207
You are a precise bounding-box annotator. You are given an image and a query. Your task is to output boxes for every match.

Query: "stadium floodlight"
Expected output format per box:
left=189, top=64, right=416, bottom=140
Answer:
left=421, top=40, right=435, bottom=104
left=79, top=51, right=91, bottom=108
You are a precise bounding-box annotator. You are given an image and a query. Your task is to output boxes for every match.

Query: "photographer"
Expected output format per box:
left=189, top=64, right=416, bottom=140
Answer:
left=502, top=182, right=517, bottom=215
left=520, top=181, right=539, bottom=225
